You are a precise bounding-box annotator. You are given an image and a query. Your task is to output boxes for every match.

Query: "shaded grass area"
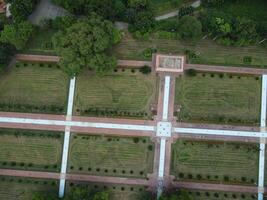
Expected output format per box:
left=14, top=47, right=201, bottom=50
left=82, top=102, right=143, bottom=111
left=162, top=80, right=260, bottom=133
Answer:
left=68, top=134, right=154, bottom=178
left=175, top=73, right=261, bottom=125
left=74, top=69, right=157, bottom=119
left=171, top=139, right=259, bottom=184
left=66, top=182, right=148, bottom=200
left=152, top=0, right=192, bottom=15
left=113, top=31, right=267, bottom=67
left=0, top=62, right=69, bottom=114
left=23, top=29, right=57, bottom=55
left=0, top=176, right=58, bottom=200
left=0, top=129, right=63, bottom=172
left=186, top=190, right=257, bottom=200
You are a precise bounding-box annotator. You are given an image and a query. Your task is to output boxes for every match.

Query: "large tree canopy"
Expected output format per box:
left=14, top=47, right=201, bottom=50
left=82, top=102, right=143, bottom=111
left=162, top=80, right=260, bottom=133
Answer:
left=52, top=15, right=121, bottom=76
left=0, top=21, right=34, bottom=50
left=178, top=16, right=202, bottom=41
left=6, top=0, right=39, bottom=22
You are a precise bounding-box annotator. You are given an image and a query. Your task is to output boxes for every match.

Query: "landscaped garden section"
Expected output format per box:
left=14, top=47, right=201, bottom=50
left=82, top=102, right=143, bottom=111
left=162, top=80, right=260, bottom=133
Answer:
left=113, top=31, right=267, bottom=67
left=66, top=182, right=148, bottom=200
left=74, top=69, right=158, bottom=119
left=68, top=134, right=154, bottom=178
left=0, top=62, right=69, bottom=114
left=171, top=139, right=259, bottom=184
left=186, top=190, right=257, bottom=200
left=175, top=73, right=261, bottom=125
left=0, top=176, right=58, bottom=200
left=0, top=129, right=63, bottom=172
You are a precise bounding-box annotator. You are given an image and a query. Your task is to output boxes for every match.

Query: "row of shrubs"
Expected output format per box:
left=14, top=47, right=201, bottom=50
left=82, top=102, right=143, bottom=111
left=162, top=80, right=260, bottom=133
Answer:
left=69, top=166, right=146, bottom=176
left=16, top=62, right=59, bottom=69
left=0, top=161, right=59, bottom=170
left=188, top=190, right=257, bottom=199
left=0, top=103, right=64, bottom=114
left=177, top=172, right=255, bottom=184
left=114, top=65, right=151, bottom=74
left=80, top=108, right=150, bottom=119
left=0, top=176, right=57, bottom=186
left=69, top=183, right=145, bottom=192
left=0, top=130, right=62, bottom=139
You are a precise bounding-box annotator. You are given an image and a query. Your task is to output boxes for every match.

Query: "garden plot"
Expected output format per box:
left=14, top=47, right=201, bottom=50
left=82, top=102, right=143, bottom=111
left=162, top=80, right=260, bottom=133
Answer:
left=175, top=73, right=261, bottom=125
left=74, top=69, right=157, bottom=119
left=171, top=139, right=259, bottom=184
left=0, top=129, right=63, bottom=172
left=0, top=176, right=58, bottom=200
left=0, top=62, right=69, bottom=114
left=68, top=134, right=154, bottom=178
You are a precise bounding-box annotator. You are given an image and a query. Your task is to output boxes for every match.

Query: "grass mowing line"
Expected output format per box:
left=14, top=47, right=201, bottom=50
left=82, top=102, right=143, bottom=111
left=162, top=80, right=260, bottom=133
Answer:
left=0, top=62, right=69, bottom=114
left=74, top=70, right=157, bottom=119
left=171, top=140, right=259, bottom=185
left=0, top=176, right=58, bottom=200
left=0, top=129, right=63, bottom=172
left=175, top=73, right=261, bottom=125
left=68, top=135, right=154, bottom=178
left=112, top=30, right=267, bottom=67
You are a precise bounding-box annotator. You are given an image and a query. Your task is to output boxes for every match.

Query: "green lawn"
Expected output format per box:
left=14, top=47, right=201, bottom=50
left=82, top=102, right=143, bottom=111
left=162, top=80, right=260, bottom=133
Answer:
left=0, top=177, right=58, bottom=200
left=74, top=69, right=158, bottom=119
left=68, top=134, right=154, bottom=178
left=175, top=73, right=261, bottom=125
left=0, top=62, right=69, bottom=114
left=171, top=139, right=259, bottom=184
left=186, top=190, right=257, bottom=200
left=23, top=29, right=57, bottom=55
left=113, top=31, right=267, bottom=67
left=0, top=129, right=63, bottom=172
left=152, top=0, right=193, bottom=15
left=66, top=183, right=147, bottom=200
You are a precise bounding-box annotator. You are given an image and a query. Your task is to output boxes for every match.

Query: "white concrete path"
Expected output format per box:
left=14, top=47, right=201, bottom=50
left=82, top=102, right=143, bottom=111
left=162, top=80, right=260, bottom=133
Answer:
left=158, top=138, right=166, bottom=178
left=162, top=76, right=171, bottom=121
left=258, top=75, right=267, bottom=200
left=59, top=77, right=76, bottom=198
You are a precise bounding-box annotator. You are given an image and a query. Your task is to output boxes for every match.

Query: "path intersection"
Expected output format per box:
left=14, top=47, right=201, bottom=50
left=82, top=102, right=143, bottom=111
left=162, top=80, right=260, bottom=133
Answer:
left=0, top=53, right=267, bottom=200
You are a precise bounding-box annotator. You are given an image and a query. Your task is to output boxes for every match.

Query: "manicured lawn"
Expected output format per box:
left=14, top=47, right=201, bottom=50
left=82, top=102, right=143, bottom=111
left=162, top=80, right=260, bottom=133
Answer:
left=66, top=183, right=147, bottom=200
left=113, top=31, right=267, bottom=67
left=175, top=73, right=261, bottom=125
left=23, top=29, right=57, bottom=55
left=186, top=190, right=257, bottom=200
left=68, top=134, right=154, bottom=178
left=171, top=139, right=259, bottom=184
left=0, top=177, right=58, bottom=200
left=0, top=62, right=69, bottom=114
left=152, top=0, right=192, bottom=15
left=0, top=129, right=63, bottom=172
left=74, top=69, right=158, bottom=119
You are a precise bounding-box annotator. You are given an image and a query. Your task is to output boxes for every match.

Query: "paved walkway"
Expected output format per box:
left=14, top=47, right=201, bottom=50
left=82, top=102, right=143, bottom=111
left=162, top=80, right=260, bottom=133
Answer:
left=59, top=77, right=76, bottom=198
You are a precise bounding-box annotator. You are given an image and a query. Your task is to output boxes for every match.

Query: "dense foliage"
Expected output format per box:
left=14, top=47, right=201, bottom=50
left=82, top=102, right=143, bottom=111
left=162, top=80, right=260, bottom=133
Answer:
left=0, top=43, right=13, bottom=71
left=177, top=16, right=202, bottom=41
left=52, top=14, right=121, bottom=76
left=0, top=21, right=34, bottom=50
left=6, top=0, right=39, bottom=22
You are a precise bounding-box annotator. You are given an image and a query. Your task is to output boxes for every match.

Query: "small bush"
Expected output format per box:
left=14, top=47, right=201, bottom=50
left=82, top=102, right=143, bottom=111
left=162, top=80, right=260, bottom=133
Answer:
left=185, top=69, right=197, bottom=77
left=139, top=65, right=151, bottom=74
left=133, top=137, right=139, bottom=143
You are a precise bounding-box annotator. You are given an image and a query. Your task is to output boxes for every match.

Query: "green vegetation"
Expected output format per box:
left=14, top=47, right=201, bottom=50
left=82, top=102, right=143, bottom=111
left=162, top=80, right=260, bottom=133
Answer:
left=0, top=177, right=57, bottom=200
left=175, top=73, right=261, bottom=124
left=177, top=16, right=202, bottom=41
left=0, top=129, right=63, bottom=172
left=53, top=15, right=120, bottom=76
left=113, top=30, right=267, bottom=67
left=0, top=62, right=69, bottom=114
left=74, top=69, right=157, bottom=119
left=171, top=140, right=259, bottom=184
left=68, top=135, right=154, bottom=178
left=151, top=0, right=191, bottom=15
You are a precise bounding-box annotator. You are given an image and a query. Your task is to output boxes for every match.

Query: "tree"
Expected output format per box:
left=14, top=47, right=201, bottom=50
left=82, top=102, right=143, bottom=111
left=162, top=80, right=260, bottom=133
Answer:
left=0, top=21, right=34, bottom=50
left=52, top=14, right=121, bottom=76
left=6, top=0, right=39, bottom=22
left=178, top=16, right=202, bottom=41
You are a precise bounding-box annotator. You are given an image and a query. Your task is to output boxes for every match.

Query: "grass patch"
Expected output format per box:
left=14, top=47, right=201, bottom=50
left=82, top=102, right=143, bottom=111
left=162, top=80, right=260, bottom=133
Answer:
left=66, top=182, right=147, bottom=200
left=186, top=190, right=257, bottom=200
left=0, top=129, right=63, bottom=172
left=68, top=134, right=154, bottom=178
left=171, top=139, right=259, bottom=184
left=113, top=30, right=267, bottom=67
left=0, top=62, right=69, bottom=114
left=152, top=0, right=192, bottom=15
left=74, top=70, right=158, bottom=119
left=174, top=73, right=261, bottom=125
left=0, top=176, right=58, bottom=200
